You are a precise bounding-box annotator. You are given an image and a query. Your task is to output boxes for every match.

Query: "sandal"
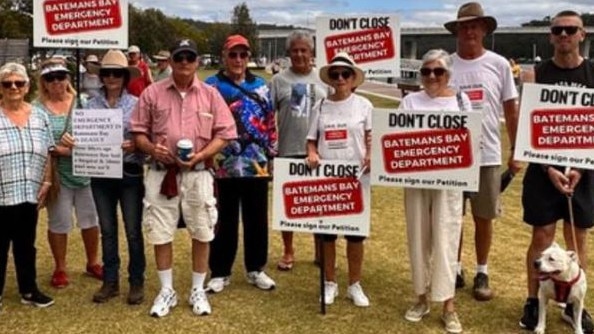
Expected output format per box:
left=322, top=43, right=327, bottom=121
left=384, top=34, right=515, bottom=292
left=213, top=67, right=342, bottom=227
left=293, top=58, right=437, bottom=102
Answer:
left=277, top=256, right=294, bottom=271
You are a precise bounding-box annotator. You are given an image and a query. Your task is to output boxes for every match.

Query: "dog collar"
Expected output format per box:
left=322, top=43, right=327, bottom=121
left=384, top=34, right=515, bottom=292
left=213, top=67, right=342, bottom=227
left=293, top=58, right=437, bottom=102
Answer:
left=547, top=270, right=582, bottom=303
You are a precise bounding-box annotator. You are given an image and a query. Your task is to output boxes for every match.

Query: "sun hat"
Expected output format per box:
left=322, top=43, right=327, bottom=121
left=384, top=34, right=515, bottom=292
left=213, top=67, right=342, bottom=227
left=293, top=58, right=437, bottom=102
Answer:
left=319, top=52, right=365, bottom=87
left=128, top=45, right=140, bottom=54
left=85, top=54, right=99, bottom=63
left=87, top=49, right=140, bottom=78
left=153, top=50, right=171, bottom=61
left=444, top=2, right=497, bottom=35
left=170, top=39, right=198, bottom=58
left=40, top=58, right=70, bottom=76
left=223, top=34, right=250, bottom=50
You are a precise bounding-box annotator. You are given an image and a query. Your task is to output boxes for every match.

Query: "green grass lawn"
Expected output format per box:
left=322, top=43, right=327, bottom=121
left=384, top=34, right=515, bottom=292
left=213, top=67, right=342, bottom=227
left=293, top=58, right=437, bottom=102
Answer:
left=1, top=75, right=591, bottom=334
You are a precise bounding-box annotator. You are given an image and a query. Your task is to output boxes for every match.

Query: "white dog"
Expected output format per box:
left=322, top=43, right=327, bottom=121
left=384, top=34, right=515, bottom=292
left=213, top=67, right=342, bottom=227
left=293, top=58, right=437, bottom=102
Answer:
left=534, top=242, right=587, bottom=334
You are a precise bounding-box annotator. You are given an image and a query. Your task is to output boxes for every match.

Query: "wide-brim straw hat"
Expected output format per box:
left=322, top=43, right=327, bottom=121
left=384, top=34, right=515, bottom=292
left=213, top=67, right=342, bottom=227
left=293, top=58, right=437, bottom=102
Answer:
left=153, top=50, right=171, bottom=61
left=319, top=52, right=365, bottom=87
left=444, top=2, right=497, bottom=35
left=87, top=50, right=140, bottom=78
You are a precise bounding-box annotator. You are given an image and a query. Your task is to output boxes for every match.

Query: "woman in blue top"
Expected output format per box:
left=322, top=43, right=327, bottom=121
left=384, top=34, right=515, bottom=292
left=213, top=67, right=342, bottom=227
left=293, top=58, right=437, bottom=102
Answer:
left=83, top=50, right=146, bottom=305
left=204, top=34, right=278, bottom=293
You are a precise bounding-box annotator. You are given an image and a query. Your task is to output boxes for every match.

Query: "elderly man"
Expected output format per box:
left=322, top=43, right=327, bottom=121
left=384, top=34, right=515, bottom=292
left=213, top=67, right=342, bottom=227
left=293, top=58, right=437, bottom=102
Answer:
left=127, top=45, right=153, bottom=96
left=444, top=2, right=520, bottom=301
left=131, top=38, right=237, bottom=317
left=152, top=50, right=172, bottom=82
left=519, top=10, right=594, bottom=332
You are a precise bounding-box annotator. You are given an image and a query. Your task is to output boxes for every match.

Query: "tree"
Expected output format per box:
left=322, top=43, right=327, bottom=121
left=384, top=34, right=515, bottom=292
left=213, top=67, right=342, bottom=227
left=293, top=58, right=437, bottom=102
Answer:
left=230, top=2, right=259, bottom=58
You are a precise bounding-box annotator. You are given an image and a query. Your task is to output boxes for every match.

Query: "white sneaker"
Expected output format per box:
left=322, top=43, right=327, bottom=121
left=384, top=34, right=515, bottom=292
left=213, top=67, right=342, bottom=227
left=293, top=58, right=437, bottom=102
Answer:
left=188, top=287, right=211, bottom=316
left=150, top=288, right=178, bottom=318
left=320, top=281, right=338, bottom=305
left=205, top=276, right=230, bottom=294
left=347, top=282, right=370, bottom=307
left=246, top=271, right=276, bottom=290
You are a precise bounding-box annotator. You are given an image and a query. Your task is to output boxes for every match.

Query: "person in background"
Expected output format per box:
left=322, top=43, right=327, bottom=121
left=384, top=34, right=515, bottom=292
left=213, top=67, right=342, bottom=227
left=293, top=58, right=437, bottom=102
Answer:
left=509, top=58, right=522, bottom=86
left=204, top=34, right=277, bottom=294
left=127, top=45, right=153, bottom=97
left=131, top=38, right=236, bottom=317
left=80, top=54, right=102, bottom=99
left=84, top=50, right=147, bottom=305
left=444, top=2, right=520, bottom=300
left=152, top=50, right=172, bottom=82
left=34, top=58, right=103, bottom=289
left=0, top=62, right=54, bottom=308
left=519, top=10, right=594, bottom=333
left=400, top=49, right=471, bottom=334
left=269, top=30, right=328, bottom=271
left=305, top=52, right=372, bottom=308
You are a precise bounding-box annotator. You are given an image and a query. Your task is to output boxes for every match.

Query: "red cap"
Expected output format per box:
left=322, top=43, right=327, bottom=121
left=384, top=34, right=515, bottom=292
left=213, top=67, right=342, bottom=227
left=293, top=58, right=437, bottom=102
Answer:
left=224, top=34, right=250, bottom=50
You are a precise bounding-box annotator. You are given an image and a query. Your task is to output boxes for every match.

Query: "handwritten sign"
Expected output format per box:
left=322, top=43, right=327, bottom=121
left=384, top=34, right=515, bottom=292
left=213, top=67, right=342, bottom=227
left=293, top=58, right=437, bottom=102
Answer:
left=515, top=83, right=594, bottom=169
left=272, top=158, right=370, bottom=237
left=371, top=109, right=482, bottom=191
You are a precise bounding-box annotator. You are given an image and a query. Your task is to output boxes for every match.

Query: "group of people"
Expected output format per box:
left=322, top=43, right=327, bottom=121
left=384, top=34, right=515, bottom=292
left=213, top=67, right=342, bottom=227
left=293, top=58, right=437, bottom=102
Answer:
left=0, top=2, right=592, bottom=333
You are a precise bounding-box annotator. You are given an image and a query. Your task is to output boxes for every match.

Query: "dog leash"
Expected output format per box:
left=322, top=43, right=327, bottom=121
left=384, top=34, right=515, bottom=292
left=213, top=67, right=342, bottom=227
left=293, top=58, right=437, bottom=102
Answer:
left=564, top=166, right=580, bottom=266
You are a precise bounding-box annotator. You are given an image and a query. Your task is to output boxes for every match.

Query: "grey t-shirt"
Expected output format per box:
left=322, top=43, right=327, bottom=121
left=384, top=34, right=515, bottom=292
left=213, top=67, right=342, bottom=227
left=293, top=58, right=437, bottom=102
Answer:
left=270, top=68, right=328, bottom=156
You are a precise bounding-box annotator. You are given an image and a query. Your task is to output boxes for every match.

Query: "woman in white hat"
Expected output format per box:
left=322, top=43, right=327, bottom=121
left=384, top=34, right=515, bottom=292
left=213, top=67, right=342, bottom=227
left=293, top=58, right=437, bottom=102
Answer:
left=34, top=58, right=103, bottom=290
left=305, top=52, right=372, bottom=307
left=81, top=54, right=102, bottom=99
left=83, top=50, right=146, bottom=305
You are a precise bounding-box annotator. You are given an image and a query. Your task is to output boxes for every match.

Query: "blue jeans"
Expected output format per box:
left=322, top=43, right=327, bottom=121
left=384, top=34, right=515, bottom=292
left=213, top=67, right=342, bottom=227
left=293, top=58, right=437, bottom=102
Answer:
left=91, top=175, right=145, bottom=286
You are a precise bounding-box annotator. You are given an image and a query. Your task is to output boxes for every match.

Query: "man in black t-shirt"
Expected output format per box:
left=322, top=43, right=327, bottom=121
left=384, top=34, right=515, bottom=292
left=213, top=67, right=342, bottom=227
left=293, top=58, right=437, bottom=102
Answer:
left=519, top=10, right=594, bottom=333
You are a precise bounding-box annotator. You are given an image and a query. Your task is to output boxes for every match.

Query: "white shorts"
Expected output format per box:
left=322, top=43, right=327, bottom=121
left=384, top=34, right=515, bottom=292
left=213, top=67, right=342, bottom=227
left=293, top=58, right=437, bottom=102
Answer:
left=47, top=185, right=98, bottom=234
left=142, top=169, right=217, bottom=244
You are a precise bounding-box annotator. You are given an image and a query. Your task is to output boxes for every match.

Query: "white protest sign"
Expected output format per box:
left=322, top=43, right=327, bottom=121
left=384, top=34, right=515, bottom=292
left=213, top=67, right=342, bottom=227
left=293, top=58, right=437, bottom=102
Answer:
left=272, top=158, right=371, bottom=237
left=315, top=14, right=400, bottom=79
left=514, top=83, right=594, bottom=169
left=370, top=108, right=482, bottom=191
left=72, top=108, right=123, bottom=178
left=33, top=0, right=128, bottom=49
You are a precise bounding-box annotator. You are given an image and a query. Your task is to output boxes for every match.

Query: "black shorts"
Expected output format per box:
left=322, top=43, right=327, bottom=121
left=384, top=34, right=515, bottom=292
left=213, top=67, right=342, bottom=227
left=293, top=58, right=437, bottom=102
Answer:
left=315, top=233, right=366, bottom=243
left=522, top=163, right=594, bottom=228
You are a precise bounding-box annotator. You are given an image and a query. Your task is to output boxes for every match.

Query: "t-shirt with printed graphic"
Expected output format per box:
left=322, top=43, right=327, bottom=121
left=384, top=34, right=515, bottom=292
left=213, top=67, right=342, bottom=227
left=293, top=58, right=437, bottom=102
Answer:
left=450, top=50, right=518, bottom=166
left=306, top=94, right=372, bottom=162
left=270, top=68, right=328, bottom=156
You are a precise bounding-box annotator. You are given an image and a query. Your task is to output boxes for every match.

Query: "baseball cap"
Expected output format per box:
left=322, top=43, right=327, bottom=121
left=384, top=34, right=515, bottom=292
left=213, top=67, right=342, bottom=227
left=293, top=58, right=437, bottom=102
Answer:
left=128, top=45, right=140, bottom=54
left=170, top=39, right=198, bottom=57
left=223, top=34, right=250, bottom=50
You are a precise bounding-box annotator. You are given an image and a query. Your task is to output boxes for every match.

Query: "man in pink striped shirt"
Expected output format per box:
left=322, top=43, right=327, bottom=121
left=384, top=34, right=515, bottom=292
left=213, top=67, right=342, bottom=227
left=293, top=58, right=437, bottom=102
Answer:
left=131, top=38, right=236, bottom=318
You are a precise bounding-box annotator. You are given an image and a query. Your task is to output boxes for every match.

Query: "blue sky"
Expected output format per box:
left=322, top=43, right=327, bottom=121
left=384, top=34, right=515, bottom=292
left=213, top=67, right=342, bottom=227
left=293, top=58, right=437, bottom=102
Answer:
left=131, top=0, right=593, bottom=28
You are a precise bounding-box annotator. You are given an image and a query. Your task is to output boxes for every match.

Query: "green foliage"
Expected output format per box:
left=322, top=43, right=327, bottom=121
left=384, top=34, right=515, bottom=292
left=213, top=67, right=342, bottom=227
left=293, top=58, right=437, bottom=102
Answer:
left=231, top=2, right=260, bottom=57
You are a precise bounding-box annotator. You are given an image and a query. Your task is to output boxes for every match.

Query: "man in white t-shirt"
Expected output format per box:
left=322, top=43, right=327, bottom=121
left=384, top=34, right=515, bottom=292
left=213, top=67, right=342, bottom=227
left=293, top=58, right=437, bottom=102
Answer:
left=444, top=2, right=520, bottom=301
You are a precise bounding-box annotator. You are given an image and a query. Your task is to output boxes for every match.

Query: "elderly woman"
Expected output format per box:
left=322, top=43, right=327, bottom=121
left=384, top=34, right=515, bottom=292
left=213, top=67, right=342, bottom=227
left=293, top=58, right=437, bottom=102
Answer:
left=34, top=59, right=102, bottom=289
left=400, top=49, right=471, bottom=334
left=305, top=52, right=372, bottom=308
left=204, top=34, right=277, bottom=293
left=0, top=62, right=54, bottom=308
left=269, top=30, right=328, bottom=271
left=84, top=50, right=146, bottom=305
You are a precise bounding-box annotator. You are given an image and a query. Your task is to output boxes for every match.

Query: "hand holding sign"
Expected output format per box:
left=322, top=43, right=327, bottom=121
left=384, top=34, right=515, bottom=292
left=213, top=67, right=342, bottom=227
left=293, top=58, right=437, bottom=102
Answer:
left=61, top=132, right=75, bottom=148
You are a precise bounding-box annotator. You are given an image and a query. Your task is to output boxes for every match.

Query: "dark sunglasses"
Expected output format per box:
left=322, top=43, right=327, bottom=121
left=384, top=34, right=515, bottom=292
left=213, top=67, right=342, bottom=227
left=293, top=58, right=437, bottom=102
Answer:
left=1, top=80, right=27, bottom=89
left=99, top=69, right=126, bottom=78
left=43, top=72, right=68, bottom=82
left=551, top=26, right=581, bottom=36
left=228, top=51, right=249, bottom=59
left=420, top=67, right=447, bottom=77
left=172, top=52, right=197, bottom=63
left=328, top=70, right=353, bottom=80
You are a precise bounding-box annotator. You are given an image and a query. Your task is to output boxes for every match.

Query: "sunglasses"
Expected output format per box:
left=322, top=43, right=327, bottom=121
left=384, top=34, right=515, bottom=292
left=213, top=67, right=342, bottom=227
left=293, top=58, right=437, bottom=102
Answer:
left=328, top=70, right=354, bottom=80
left=551, top=26, right=581, bottom=36
left=99, top=69, right=126, bottom=78
left=228, top=51, right=249, bottom=59
left=172, top=52, right=197, bottom=63
left=420, top=67, right=447, bottom=77
left=1, top=80, right=27, bottom=89
left=43, top=72, right=68, bottom=82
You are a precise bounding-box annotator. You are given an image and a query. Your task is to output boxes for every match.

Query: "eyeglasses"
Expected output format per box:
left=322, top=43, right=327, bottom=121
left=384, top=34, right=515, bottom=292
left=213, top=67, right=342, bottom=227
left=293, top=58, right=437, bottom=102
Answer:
left=551, top=26, right=581, bottom=36
left=1, top=80, right=27, bottom=89
left=43, top=72, right=68, bottom=82
left=172, top=52, right=197, bottom=63
left=419, top=67, right=447, bottom=77
left=328, top=70, right=353, bottom=81
left=99, top=69, right=126, bottom=78
left=227, top=51, right=249, bottom=59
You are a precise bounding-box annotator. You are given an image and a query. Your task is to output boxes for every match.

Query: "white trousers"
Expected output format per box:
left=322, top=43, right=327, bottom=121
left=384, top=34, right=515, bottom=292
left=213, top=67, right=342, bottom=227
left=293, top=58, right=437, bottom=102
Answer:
left=404, top=188, right=462, bottom=302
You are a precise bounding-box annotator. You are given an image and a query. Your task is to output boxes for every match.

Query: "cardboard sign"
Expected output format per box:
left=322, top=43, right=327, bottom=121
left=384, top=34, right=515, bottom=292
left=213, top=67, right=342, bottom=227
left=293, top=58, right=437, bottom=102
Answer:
left=371, top=109, right=482, bottom=191
left=273, top=158, right=371, bottom=237
left=34, top=0, right=128, bottom=49
left=316, top=14, right=400, bottom=79
left=515, top=83, right=594, bottom=169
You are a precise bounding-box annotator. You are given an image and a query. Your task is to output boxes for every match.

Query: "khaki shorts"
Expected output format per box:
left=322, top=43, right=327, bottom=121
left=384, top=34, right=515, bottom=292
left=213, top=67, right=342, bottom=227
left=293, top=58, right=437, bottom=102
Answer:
left=467, top=166, right=501, bottom=220
left=143, top=169, right=217, bottom=244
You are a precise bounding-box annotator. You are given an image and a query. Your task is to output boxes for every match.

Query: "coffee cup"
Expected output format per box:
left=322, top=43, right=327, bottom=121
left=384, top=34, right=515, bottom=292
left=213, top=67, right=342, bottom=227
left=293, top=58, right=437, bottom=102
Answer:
left=177, top=139, right=193, bottom=161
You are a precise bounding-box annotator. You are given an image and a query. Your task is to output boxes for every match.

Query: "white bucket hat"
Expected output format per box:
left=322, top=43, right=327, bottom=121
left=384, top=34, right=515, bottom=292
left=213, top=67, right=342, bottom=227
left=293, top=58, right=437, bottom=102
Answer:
left=319, top=52, right=365, bottom=87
